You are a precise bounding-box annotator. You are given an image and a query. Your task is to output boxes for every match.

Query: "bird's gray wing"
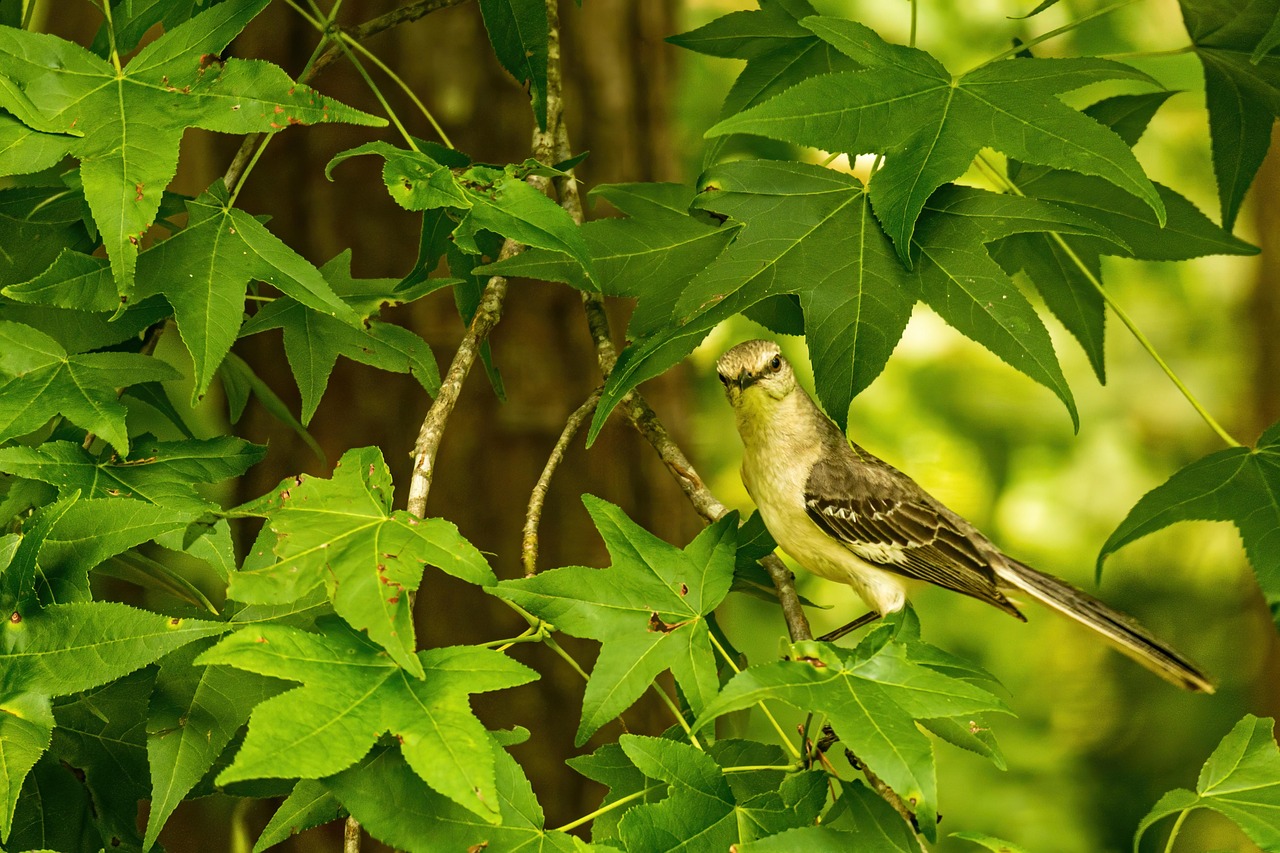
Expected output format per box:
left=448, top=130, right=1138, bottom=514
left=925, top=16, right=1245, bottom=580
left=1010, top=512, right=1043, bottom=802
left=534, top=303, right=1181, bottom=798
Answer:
left=804, top=449, right=1024, bottom=618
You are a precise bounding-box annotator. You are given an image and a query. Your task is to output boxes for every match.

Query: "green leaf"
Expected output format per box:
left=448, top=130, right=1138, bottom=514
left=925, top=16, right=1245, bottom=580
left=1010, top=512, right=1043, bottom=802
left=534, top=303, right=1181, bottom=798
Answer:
left=0, top=692, right=53, bottom=845
left=615, top=735, right=827, bottom=851
left=494, top=498, right=737, bottom=745
left=29, top=497, right=197, bottom=605
left=476, top=183, right=740, bottom=334
left=589, top=163, right=1110, bottom=441
left=1, top=602, right=223, bottom=695
left=477, top=0, right=549, bottom=129
left=6, top=752, right=99, bottom=850
left=1099, top=420, right=1280, bottom=624
left=48, top=668, right=154, bottom=850
left=668, top=0, right=859, bottom=166
left=821, top=779, right=921, bottom=851
left=0, top=436, right=264, bottom=513
left=693, top=636, right=1008, bottom=840
left=253, top=779, right=344, bottom=852
left=707, top=16, right=1163, bottom=260
left=992, top=93, right=1258, bottom=381
left=145, top=638, right=289, bottom=849
left=1135, top=714, right=1280, bottom=852
left=197, top=620, right=537, bottom=823
left=146, top=188, right=362, bottom=403
left=0, top=0, right=384, bottom=295
left=567, top=741, right=665, bottom=842
left=0, top=320, right=180, bottom=454
left=0, top=186, right=95, bottom=288
left=953, top=831, right=1033, bottom=853
left=219, top=352, right=326, bottom=462
left=239, top=250, right=442, bottom=423
left=1181, top=0, right=1280, bottom=229
left=328, top=143, right=598, bottom=287
left=229, top=446, right=496, bottom=675
left=324, top=742, right=585, bottom=852
left=0, top=492, right=77, bottom=613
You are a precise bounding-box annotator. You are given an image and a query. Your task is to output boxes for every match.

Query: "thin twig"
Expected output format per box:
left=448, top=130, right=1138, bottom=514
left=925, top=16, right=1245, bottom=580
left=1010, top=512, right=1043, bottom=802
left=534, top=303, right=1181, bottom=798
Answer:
left=405, top=242, right=517, bottom=518
left=522, top=387, right=602, bottom=576
left=223, top=0, right=470, bottom=192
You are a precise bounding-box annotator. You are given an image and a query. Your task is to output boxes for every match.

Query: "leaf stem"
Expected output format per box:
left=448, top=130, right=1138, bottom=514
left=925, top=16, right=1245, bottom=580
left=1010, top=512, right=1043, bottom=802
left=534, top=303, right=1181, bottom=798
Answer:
left=909, top=0, right=918, bottom=48
left=973, top=153, right=1242, bottom=448
left=1101, top=45, right=1196, bottom=61
left=1163, top=808, right=1191, bottom=853
left=97, top=0, right=123, bottom=73
left=479, top=625, right=540, bottom=649
left=226, top=134, right=274, bottom=208
left=327, top=31, right=420, bottom=152
left=551, top=785, right=663, bottom=833
left=708, top=630, right=801, bottom=760
left=969, top=0, right=1140, bottom=72
left=721, top=764, right=801, bottom=773
left=340, top=34, right=454, bottom=149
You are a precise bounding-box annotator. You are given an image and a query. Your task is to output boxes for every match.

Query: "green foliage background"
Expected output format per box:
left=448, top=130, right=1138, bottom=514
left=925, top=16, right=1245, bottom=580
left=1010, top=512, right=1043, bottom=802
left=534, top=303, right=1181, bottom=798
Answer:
left=0, top=0, right=1277, bottom=851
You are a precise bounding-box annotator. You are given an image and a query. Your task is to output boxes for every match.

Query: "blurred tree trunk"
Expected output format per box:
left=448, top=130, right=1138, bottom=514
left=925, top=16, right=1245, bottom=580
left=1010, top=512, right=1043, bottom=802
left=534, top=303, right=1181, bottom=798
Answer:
left=174, top=0, right=694, bottom=845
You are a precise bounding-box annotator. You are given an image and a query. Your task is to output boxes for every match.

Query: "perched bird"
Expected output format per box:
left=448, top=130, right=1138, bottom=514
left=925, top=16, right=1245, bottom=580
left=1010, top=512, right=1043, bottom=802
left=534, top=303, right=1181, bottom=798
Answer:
left=716, top=339, right=1214, bottom=692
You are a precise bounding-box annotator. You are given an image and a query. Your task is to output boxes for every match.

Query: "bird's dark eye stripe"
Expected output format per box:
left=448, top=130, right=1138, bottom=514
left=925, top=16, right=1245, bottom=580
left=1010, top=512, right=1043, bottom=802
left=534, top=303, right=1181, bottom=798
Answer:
left=718, top=373, right=729, bottom=385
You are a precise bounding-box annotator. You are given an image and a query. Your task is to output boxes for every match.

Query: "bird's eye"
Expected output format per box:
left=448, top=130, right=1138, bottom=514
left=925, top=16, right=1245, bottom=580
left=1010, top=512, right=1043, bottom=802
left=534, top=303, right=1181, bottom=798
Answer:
left=769, top=356, right=782, bottom=371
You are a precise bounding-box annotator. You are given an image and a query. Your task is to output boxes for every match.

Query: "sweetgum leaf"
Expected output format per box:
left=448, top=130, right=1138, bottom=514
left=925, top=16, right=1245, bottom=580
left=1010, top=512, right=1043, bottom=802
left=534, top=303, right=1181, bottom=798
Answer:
left=0, top=0, right=384, bottom=295
left=707, top=16, right=1163, bottom=261
left=228, top=446, right=495, bottom=676
left=327, top=142, right=598, bottom=287
left=144, top=638, right=289, bottom=849
left=239, top=250, right=443, bottom=423
left=494, top=498, right=737, bottom=745
left=993, top=93, right=1257, bottom=381
left=253, top=780, right=343, bottom=852
left=667, top=0, right=859, bottom=166
left=589, top=162, right=1117, bottom=441
left=615, top=735, right=827, bottom=851
left=477, top=182, right=740, bottom=337
left=1135, top=715, right=1280, bottom=852
left=1180, top=0, right=1280, bottom=229
left=0, top=602, right=224, bottom=697
left=48, top=668, right=154, bottom=850
left=477, top=0, right=549, bottom=129
left=692, top=635, right=1008, bottom=839
left=0, top=692, right=52, bottom=845
left=0, top=320, right=179, bottom=454
left=1100, top=420, right=1280, bottom=624
left=0, top=436, right=265, bottom=514
left=324, top=742, right=586, bottom=852
left=198, top=621, right=536, bottom=824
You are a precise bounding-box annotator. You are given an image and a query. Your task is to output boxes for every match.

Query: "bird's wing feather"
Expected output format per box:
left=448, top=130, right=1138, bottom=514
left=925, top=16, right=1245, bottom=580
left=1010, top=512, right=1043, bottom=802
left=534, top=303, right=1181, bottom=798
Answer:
left=804, top=446, right=1024, bottom=617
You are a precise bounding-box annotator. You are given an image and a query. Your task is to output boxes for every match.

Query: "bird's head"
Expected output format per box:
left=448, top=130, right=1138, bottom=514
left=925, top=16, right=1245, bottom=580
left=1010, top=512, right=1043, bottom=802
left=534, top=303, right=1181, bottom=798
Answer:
left=715, top=340, right=797, bottom=406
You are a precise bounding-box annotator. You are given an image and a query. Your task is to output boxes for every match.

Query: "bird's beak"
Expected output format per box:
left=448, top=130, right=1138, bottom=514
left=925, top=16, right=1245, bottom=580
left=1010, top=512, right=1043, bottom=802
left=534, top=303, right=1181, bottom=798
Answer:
left=732, top=370, right=757, bottom=391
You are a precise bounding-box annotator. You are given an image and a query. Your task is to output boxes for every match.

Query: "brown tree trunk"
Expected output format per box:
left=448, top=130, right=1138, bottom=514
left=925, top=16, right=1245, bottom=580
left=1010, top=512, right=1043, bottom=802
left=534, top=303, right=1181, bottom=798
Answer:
left=174, top=0, right=693, bottom=845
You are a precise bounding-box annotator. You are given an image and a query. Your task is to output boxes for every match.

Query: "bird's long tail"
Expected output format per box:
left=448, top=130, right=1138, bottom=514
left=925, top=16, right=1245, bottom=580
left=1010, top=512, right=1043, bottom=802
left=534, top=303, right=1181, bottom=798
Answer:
left=996, top=560, right=1215, bottom=693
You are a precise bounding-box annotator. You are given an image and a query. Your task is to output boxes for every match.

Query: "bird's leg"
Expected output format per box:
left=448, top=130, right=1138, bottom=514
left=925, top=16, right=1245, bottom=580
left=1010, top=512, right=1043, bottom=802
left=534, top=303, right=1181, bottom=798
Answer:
left=818, top=610, right=881, bottom=643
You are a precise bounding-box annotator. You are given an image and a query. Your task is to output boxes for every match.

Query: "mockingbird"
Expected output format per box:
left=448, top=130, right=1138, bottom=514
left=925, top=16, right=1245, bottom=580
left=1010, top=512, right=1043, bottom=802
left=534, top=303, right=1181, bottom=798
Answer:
left=716, top=339, right=1213, bottom=692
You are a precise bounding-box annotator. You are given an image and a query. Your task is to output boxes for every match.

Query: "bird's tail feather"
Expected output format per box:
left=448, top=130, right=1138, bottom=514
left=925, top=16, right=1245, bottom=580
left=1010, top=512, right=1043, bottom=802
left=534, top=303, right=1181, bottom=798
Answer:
left=996, top=560, right=1215, bottom=693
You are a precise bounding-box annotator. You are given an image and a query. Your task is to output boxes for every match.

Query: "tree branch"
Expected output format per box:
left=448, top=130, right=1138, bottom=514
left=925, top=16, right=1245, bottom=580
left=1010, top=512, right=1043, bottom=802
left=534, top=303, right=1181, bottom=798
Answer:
left=522, top=387, right=602, bottom=576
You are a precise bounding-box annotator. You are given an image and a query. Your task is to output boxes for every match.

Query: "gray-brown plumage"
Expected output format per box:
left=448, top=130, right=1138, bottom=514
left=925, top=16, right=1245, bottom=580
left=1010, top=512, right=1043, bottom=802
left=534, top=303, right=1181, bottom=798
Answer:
left=717, top=339, right=1214, bottom=693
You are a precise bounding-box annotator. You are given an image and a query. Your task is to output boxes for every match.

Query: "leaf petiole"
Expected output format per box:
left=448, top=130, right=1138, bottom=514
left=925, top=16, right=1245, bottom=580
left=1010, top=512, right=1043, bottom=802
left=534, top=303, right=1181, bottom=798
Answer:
left=708, top=629, right=802, bottom=760
left=551, top=784, right=663, bottom=833
left=973, top=153, right=1242, bottom=448
left=1163, top=808, right=1192, bottom=853
left=968, top=0, right=1140, bottom=73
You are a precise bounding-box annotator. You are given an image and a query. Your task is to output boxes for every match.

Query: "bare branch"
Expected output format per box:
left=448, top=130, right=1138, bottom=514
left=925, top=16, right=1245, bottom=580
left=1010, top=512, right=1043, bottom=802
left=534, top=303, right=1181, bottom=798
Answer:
left=522, top=387, right=602, bottom=576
